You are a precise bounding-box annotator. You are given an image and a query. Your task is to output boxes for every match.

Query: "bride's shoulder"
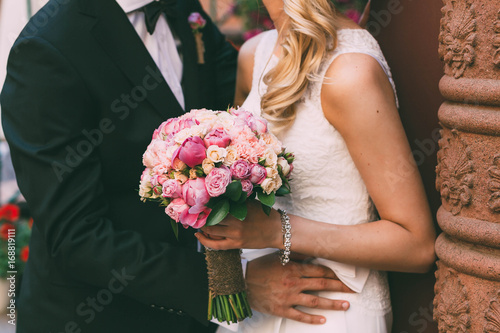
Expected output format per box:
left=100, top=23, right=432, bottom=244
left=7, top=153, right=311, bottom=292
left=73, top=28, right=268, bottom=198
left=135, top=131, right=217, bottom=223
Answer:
left=320, top=53, right=398, bottom=129
left=237, top=30, right=276, bottom=83
left=238, top=30, right=275, bottom=61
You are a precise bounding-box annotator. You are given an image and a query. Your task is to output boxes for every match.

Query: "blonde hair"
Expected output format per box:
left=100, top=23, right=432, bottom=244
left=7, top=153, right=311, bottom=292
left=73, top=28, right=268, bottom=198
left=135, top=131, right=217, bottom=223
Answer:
left=261, top=0, right=339, bottom=134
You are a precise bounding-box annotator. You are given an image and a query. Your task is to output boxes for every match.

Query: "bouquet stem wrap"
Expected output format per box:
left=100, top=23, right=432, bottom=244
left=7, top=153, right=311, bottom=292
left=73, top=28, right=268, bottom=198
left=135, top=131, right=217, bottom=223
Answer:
left=205, top=248, right=252, bottom=323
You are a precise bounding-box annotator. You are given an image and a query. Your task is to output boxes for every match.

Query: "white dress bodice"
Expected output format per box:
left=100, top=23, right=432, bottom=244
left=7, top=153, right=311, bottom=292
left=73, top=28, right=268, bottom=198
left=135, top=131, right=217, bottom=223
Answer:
left=219, top=29, right=397, bottom=333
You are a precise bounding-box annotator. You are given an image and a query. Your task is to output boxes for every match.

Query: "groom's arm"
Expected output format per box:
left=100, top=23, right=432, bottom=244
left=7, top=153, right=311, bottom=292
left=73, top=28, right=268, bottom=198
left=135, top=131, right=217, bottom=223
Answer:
left=1, top=36, right=209, bottom=324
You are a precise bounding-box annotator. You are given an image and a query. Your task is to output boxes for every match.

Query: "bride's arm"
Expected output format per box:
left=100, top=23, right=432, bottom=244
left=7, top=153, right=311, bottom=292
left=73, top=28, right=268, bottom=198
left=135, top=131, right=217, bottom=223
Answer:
left=197, top=53, right=436, bottom=274
left=233, top=34, right=262, bottom=106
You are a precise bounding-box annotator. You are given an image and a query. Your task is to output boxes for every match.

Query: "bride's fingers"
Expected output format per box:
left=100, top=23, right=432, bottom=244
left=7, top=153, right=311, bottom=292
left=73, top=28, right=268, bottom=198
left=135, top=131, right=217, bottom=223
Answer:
left=200, top=225, right=228, bottom=238
left=195, top=232, right=237, bottom=250
left=198, top=230, right=225, bottom=240
left=292, top=293, right=350, bottom=312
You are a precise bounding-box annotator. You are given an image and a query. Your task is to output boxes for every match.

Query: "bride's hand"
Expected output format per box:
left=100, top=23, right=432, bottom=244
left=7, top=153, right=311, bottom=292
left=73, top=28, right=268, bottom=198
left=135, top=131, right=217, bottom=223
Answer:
left=196, top=200, right=282, bottom=250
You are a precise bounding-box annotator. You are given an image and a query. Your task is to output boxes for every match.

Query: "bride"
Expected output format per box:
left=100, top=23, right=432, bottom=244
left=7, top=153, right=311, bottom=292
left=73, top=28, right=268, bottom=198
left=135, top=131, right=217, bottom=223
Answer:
left=196, top=0, right=436, bottom=332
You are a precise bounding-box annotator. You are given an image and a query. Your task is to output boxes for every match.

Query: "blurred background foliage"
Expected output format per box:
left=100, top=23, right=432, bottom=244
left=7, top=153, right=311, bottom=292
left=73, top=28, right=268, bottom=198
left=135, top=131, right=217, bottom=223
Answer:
left=200, top=0, right=370, bottom=46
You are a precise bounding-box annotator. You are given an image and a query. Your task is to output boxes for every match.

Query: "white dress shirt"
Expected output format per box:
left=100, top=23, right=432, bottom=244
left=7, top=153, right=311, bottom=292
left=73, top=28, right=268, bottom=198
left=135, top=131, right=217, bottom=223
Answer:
left=116, top=0, right=185, bottom=109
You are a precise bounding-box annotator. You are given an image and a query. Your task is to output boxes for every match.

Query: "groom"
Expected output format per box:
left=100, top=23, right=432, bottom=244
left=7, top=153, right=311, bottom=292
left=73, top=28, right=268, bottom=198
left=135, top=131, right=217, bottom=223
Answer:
left=1, top=0, right=237, bottom=332
left=2, top=0, right=348, bottom=332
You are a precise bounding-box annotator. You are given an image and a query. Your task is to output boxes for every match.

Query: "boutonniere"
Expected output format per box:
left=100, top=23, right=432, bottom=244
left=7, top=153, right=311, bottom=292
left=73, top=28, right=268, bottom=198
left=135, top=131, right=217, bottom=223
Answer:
left=188, top=12, right=207, bottom=64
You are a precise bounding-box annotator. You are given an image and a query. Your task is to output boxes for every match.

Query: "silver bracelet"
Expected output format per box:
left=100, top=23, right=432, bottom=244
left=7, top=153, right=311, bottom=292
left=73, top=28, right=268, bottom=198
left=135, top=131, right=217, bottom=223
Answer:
left=278, top=209, right=291, bottom=265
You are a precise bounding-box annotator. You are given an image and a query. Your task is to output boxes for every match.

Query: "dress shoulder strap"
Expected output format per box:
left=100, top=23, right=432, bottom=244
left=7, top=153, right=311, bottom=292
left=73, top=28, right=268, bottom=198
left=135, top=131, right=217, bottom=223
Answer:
left=315, top=29, right=399, bottom=108
left=251, top=30, right=279, bottom=89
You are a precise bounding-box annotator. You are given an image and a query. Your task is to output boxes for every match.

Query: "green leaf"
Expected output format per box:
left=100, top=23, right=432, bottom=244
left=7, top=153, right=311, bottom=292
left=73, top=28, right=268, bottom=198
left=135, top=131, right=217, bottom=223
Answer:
left=261, top=203, right=272, bottom=216
left=206, top=199, right=230, bottom=226
left=169, top=218, right=179, bottom=240
left=257, top=191, right=275, bottom=207
left=207, top=196, right=223, bottom=209
left=248, top=191, right=257, bottom=200
left=276, top=185, right=291, bottom=196
left=229, top=201, right=247, bottom=221
left=237, top=191, right=248, bottom=204
left=225, top=181, right=243, bottom=201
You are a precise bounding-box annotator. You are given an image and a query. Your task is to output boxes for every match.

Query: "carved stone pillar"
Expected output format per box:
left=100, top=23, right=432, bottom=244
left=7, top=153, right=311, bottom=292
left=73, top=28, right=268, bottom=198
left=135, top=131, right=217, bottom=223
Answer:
left=434, top=0, right=500, bottom=332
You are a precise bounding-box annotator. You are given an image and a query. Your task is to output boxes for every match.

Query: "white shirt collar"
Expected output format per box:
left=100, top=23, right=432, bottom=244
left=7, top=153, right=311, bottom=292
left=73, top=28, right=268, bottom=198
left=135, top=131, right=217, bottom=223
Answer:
left=115, top=0, right=157, bottom=14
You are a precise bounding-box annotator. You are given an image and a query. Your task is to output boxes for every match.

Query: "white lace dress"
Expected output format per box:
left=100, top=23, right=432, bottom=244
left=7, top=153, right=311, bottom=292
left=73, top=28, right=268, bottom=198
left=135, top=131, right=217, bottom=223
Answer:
left=218, top=29, right=396, bottom=333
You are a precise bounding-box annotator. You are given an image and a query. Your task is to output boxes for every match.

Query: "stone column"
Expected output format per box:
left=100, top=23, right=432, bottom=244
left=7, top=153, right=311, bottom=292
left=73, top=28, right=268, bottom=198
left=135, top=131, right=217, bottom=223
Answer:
left=433, top=0, right=500, bottom=332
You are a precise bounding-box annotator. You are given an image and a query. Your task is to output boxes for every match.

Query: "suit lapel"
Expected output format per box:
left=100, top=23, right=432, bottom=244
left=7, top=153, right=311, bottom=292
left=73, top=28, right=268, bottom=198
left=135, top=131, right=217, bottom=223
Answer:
left=80, top=0, right=185, bottom=120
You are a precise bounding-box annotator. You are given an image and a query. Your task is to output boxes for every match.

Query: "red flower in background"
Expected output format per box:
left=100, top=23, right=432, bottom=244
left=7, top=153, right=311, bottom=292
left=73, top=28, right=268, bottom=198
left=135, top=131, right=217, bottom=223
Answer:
left=21, top=246, right=30, bottom=262
left=0, top=223, right=15, bottom=240
left=344, top=9, right=361, bottom=24
left=28, top=218, right=34, bottom=228
left=0, top=204, right=21, bottom=222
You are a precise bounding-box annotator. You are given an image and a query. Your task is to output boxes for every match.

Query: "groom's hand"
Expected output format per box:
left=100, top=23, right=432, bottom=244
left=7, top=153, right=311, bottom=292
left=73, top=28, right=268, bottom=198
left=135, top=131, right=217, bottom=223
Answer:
left=245, top=253, right=354, bottom=325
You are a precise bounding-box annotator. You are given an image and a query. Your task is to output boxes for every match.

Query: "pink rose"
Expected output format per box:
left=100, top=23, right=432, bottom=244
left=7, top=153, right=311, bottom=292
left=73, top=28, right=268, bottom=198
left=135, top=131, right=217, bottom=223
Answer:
left=249, top=164, right=267, bottom=184
left=159, top=117, right=197, bottom=136
left=182, top=178, right=210, bottom=214
left=247, top=116, right=268, bottom=134
left=230, top=159, right=251, bottom=180
left=162, top=179, right=182, bottom=198
left=151, top=174, right=169, bottom=187
left=157, top=174, right=169, bottom=185
left=152, top=129, right=161, bottom=140
left=205, top=166, right=232, bottom=197
left=204, top=128, right=231, bottom=148
left=188, top=12, right=207, bottom=30
left=158, top=118, right=181, bottom=136
left=172, top=136, right=206, bottom=168
left=241, top=179, right=253, bottom=197
left=230, top=108, right=252, bottom=122
left=180, top=206, right=211, bottom=229
left=165, top=198, right=190, bottom=222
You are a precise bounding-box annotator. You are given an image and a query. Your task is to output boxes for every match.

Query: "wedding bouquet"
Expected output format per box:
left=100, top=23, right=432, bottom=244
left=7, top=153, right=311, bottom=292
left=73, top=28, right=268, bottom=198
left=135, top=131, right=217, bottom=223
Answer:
left=139, top=108, right=293, bottom=323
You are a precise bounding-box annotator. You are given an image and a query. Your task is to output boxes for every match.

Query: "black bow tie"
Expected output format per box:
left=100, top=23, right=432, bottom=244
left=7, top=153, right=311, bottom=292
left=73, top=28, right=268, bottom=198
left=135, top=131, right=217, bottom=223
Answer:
left=142, top=0, right=177, bottom=35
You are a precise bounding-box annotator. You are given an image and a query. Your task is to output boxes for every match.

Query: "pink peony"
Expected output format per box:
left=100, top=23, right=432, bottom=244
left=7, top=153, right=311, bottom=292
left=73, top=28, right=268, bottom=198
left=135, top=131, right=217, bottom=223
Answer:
left=162, top=179, right=182, bottom=198
left=241, top=179, right=253, bottom=197
left=180, top=206, right=211, bottom=229
left=172, top=136, right=206, bottom=168
left=182, top=178, right=210, bottom=214
left=159, top=117, right=197, bottom=136
left=230, top=159, right=251, bottom=180
left=165, top=198, right=190, bottom=222
left=204, top=128, right=231, bottom=148
left=205, top=166, right=232, bottom=197
left=249, top=164, right=267, bottom=184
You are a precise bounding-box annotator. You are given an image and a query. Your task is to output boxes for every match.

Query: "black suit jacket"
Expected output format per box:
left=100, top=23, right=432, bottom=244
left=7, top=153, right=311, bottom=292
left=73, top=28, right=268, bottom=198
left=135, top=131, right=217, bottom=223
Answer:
left=1, top=0, right=237, bottom=332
